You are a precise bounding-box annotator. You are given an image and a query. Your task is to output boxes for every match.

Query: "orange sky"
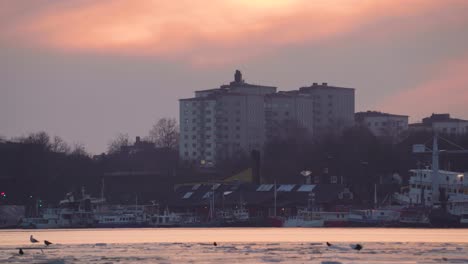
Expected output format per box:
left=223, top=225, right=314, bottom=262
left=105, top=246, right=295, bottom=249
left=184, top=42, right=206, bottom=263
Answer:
left=1, top=0, right=468, bottom=152
left=2, top=0, right=448, bottom=64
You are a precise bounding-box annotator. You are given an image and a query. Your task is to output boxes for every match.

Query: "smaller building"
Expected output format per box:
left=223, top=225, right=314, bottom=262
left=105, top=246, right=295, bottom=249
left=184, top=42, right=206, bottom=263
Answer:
left=410, top=113, right=468, bottom=136
left=355, top=111, right=408, bottom=140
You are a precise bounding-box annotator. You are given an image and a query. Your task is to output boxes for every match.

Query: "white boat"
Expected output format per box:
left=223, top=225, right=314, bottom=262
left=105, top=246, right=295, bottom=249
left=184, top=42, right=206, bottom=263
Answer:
left=0, top=205, right=25, bottom=228
left=94, top=205, right=148, bottom=228
left=150, top=209, right=182, bottom=227
left=348, top=209, right=400, bottom=226
left=20, top=188, right=105, bottom=229
left=283, top=209, right=324, bottom=227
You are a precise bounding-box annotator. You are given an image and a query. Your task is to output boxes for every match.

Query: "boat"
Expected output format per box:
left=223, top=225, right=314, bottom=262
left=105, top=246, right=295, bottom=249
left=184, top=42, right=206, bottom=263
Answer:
left=149, top=208, right=182, bottom=227
left=283, top=209, right=324, bottom=227
left=348, top=209, right=400, bottom=227
left=398, top=207, right=430, bottom=227
left=393, top=134, right=468, bottom=227
left=20, top=187, right=105, bottom=229
left=94, top=205, right=148, bottom=228
left=319, top=211, right=349, bottom=227
left=0, top=205, right=25, bottom=228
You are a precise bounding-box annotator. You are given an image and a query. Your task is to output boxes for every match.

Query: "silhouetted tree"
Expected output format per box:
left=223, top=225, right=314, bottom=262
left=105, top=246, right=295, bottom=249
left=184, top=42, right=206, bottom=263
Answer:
left=17, top=131, right=51, bottom=151
left=148, top=118, right=179, bottom=149
left=70, top=142, right=88, bottom=157
left=51, top=136, right=70, bottom=153
left=107, top=133, right=132, bottom=154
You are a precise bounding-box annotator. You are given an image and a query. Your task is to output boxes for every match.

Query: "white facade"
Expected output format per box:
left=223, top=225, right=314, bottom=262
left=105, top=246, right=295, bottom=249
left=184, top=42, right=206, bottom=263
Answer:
left=355, top=111, right=409, bottom=139
left=265, top=94, right=315, bottom=139
left=432, top=121, right=468, bottom=135
left=410, top=114, right=468, bottom=136
left=298, top=83, right=355, bottom=135
left=179, top=71, right=276, bottom=165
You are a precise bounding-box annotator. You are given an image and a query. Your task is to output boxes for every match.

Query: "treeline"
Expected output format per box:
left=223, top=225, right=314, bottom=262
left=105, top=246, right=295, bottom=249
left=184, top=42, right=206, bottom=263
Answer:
left=1, top=118, right=468, bottom=207
left=0, top=118, right=181, bottom=205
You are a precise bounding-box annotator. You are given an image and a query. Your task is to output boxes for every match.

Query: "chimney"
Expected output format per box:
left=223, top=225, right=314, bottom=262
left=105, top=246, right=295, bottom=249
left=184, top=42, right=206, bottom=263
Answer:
left=312, top=82, right=318, bottom=86
left=322, top=82, right=328, bottom=86
left=135, top=136, right=141, bottom=143
left=251, top=150, right=261, bottom=184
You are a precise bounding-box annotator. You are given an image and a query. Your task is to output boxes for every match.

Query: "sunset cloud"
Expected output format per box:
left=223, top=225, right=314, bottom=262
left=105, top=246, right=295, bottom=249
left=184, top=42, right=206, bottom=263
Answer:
left=377, top=55, right=468, bottom=122
left=2, top=0, right=463, bottom=65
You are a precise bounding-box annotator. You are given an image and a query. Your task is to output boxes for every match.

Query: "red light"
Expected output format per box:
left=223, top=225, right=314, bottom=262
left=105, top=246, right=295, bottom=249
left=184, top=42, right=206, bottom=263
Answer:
left=0, top=192, right=5, bottom=196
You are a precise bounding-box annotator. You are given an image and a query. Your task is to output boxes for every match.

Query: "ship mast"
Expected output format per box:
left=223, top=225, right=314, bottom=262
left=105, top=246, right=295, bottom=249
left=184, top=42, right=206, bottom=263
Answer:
left=431, top=133, right=440, bottom=204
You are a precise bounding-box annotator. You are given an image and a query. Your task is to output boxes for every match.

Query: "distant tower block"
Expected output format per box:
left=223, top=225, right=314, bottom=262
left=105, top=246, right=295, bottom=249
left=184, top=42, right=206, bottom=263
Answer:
left=234, top=70, right=243, bottom=83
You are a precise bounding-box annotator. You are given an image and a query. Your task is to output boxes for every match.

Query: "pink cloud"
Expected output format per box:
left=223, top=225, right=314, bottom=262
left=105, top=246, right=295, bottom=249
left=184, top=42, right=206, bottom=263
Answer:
left=377, top=55, right=468, bottom=122
left=1, top=0, right=467, bottom=66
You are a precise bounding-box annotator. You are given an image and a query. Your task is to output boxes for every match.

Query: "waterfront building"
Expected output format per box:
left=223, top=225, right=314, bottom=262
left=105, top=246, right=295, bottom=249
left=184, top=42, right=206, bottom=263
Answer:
left=410, top=113, right=468, bottom=135
left=355, top=111, right=409, bottom=140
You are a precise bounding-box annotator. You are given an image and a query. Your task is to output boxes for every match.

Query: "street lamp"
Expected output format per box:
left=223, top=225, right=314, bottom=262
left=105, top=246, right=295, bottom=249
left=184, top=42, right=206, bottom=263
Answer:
left=301, top=170, right=312, bottom=184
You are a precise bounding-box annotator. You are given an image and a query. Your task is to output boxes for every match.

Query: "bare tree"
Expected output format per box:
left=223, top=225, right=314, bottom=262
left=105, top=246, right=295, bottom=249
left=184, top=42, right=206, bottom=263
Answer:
left=17, top=131, right=51, bottom=150
left=70, top=142, right=88, bottom=156
left=148, top=118, right=179, bottom=149
left=51, top=136, right=71, bottom=153
left=107, top=133, right=132, bottom=154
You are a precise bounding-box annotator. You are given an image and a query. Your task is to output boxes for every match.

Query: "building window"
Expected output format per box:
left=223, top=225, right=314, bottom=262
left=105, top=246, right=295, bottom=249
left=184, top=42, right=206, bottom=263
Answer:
left=236, top=134, right=240, bottom=139
left=184, top=152, right=188, bottom=156
left=192, top=143, right=196, bottom=147
left=206, top=135, right=211, bottom=139
left=285, top=111, right=289, bottom=116
left=206, top=118, right=211, bottom=122
left=184, top=143, right=188, bottom=147
left=192, top=118, right=197, bottom=122
left=206, top=143, right=211, bottom=147
left=192, top=151, right=197, bottom=156
left=192, top=135, right=196, bottom=139
left=184, top=135, right=188, bottom=139
left=192, top=127, right=197, bottom=131
left=236, top=126, right=240, bottom=130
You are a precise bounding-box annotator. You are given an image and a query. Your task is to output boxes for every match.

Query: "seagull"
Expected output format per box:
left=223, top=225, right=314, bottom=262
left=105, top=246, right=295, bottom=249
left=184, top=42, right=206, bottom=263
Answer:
left=30, top=235, right=39, bottom=243
left=326, top=242, right=332, bottom=247
left=351, top=244, right=363, bottom=251
left=213, top=242, right=217, bottom=247
left=44, top=240, right=53, bottom=246
left=19, top=248, right=24, bottom=255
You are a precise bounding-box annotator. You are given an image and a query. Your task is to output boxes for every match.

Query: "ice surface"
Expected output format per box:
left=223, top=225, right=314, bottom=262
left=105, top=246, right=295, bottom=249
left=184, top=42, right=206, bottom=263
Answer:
left=1, top=241, right=467, bottom=263
left=1, top=228, right=468, bottom=263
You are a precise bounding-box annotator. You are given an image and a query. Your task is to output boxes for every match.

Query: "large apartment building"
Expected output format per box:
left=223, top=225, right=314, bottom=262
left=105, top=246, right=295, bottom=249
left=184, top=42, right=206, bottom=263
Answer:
left=179, top=71, right=355, bottom=165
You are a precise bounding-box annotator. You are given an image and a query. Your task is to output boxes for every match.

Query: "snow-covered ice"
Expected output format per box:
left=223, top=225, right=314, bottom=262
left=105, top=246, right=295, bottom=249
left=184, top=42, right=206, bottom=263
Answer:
left=1, top=228, right=467, bottom=263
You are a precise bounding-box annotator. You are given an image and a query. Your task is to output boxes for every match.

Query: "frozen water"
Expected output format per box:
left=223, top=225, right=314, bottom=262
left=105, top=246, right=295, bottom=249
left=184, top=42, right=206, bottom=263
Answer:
left=0, top=228, right=467, bottom=263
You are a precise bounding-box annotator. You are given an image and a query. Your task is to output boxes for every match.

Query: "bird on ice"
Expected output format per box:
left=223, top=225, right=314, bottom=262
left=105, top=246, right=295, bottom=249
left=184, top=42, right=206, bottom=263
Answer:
left=351, top=244, right=363, bottom=251
left=44, top=240, right=53, bottom=246
left=326, top=242, right=332, bottom=247
left=18, top=248, right=24, bottom=255
left=30, top=235, right=39, bottom=243
left=213, top=242, right=217, bottom=247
